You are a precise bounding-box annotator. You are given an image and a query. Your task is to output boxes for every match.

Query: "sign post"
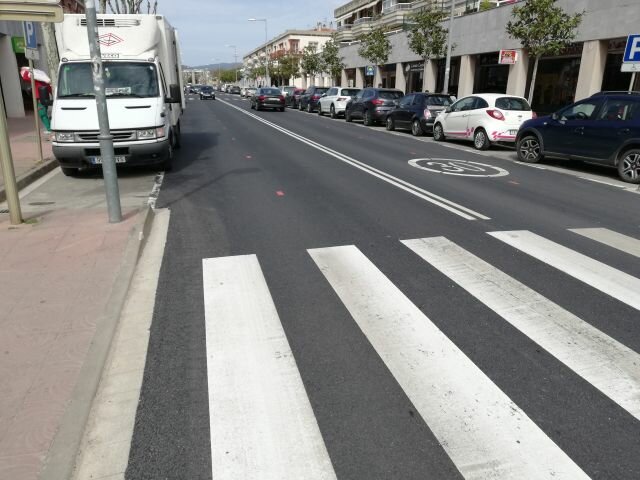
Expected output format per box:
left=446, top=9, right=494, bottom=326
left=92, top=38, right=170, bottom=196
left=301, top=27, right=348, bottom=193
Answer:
left=0, top=1, right=63, bottom=225
left=24, top=21, right=44, bottom=165
left=622, top=34, right=640, bottom=91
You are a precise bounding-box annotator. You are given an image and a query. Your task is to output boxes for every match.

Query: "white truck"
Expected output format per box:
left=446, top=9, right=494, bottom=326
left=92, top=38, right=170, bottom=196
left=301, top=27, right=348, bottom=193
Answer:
left=47, top=14, right=185, bottom=175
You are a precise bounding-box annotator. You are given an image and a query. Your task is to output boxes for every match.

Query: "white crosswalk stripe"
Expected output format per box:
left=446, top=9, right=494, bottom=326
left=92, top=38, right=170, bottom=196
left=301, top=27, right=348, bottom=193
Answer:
left=489, top=230, right=640, bottom=311
left=402, top=236, right=640, bottom=421
left=202, top=255, right=337, bottom=480
left=570, top=227, right=640, bottom=258
left=308, top=244, right=589, bottom=480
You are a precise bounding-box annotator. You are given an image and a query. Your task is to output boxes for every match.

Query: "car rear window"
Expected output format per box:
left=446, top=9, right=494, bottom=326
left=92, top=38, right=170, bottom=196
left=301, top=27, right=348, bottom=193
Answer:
left=201, top=87, right=213, bottom=92
left=378, top=91, right=404, bottom=100
left=342, top=89, right=360, bottom=96
left=315, top=88, right=330, bottom=94
left=261, top=88, right=282, bottom=95
left=495, top=97, right=531, bottom=111
left=424, top=95, right=453, bottom=107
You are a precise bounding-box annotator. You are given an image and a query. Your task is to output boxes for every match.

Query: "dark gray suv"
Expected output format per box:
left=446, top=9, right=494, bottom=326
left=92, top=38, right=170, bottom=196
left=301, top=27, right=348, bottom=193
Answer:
left=345, top=88, right=404, bottom=126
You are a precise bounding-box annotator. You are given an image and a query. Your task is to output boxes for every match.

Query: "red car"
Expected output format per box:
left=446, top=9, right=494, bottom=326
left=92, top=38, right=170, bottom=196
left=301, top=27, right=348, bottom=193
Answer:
left=250, top=87, right=285, bottom=112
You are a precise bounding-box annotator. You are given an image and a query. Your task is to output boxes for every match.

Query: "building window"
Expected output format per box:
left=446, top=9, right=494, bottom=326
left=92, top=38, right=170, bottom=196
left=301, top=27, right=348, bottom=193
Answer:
left=602, top=38, right=639, bottom=91
left=473, top=52, right=509, bottom=94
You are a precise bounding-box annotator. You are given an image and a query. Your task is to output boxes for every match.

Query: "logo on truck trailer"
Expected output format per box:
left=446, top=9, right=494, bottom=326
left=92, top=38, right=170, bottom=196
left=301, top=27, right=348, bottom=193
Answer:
left=98, top=33, right=123, bottom=47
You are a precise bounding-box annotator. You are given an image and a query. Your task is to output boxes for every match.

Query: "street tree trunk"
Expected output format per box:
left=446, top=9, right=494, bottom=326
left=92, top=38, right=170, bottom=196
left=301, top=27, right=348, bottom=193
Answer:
left=527, top=55, right=540, bottom=106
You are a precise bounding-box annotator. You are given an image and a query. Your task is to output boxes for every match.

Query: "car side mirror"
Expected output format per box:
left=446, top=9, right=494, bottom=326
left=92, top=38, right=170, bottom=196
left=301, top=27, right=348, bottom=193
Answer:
left=551, top=112, right=559, bottom=121
left=39, top=86, right=52, bottom=107
left=444, top=107, right=451, bottom=113
left=167, top=84, right=182, bottom=104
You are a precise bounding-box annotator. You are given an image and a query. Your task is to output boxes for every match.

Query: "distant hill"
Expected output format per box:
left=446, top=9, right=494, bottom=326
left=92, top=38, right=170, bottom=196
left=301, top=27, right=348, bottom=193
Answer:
left=184, top=62, right=242, bottom=70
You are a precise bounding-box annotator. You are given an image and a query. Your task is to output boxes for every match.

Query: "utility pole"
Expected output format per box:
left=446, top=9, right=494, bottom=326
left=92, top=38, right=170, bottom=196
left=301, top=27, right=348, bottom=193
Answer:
left=442, top=0, right=455, bottom=94
left=85, top=0, right=122, bottom=223
left=226, top=44, right=238, bottom=83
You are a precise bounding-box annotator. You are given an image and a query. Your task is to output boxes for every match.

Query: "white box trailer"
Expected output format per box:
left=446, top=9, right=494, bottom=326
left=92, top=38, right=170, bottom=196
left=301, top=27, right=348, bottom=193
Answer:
left=49, top=14, right=184, bottom=175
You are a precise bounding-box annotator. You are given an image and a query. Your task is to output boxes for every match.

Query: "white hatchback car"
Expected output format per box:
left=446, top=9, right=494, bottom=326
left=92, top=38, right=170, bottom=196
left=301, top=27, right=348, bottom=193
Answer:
left=318, top=87, right=362, bottom=118
left=433, top=93, right=535, bottom=150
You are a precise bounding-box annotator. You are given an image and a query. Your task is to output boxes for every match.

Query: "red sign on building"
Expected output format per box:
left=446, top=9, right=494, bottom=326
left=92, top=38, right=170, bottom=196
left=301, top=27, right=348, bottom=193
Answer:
left=499, top=49, right=518, bottom=65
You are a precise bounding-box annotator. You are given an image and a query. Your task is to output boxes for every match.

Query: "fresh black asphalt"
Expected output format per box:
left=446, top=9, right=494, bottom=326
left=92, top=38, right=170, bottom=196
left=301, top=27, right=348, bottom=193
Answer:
left=126, top=93, right=640, bottom=479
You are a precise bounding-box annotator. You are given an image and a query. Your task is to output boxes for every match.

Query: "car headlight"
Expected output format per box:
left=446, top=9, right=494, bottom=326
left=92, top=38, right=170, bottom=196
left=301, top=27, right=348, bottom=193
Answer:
left=137, top=129, right=156, bottom=140
left=55, top=132, right=75, bottom=142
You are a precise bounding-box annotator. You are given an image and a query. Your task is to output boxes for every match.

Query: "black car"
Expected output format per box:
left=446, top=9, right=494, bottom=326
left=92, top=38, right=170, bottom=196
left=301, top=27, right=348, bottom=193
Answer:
left=299, top=86, right=330, bottom=113
left=289, top=88, right=305, bottom=108
left=516, top=91, right=640, bottom=183
left=250, top=87, right=285, bottom=111
left=229, top=85, right=241, bottom=95
left=345, top=88, right=404, bottom=126
left=385, top=93, right=454, bottom=136
left=199, top=86, right=216, bottom=100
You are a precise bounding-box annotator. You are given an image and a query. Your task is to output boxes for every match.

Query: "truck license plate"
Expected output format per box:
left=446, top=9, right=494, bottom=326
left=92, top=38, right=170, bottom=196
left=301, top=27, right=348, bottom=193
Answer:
left=91, top=156, right=126, bottom=164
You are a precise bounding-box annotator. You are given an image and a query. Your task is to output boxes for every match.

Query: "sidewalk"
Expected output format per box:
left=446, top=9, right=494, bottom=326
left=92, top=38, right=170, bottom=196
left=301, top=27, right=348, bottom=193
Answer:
left=1, top=113, right=54, bottom=192
left=0, top=169, right=157, bottom=480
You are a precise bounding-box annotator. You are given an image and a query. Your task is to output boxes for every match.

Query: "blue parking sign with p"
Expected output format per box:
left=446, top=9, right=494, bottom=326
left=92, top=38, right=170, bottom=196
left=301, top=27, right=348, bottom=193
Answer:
left=23, top=22, right=37, bottom=50
left=623, top=35, right=640, bottom=63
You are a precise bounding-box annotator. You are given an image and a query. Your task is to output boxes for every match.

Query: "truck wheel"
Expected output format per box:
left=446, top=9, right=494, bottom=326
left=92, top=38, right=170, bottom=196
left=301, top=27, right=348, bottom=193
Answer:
left=174, top=123, right=182, bottom=149
left=61, top=167, right=78, bottom=177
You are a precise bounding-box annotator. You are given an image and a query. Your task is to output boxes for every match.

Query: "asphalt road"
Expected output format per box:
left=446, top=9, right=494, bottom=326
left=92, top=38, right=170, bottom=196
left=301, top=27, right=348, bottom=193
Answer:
left=126, top=93, right=640, bottom=479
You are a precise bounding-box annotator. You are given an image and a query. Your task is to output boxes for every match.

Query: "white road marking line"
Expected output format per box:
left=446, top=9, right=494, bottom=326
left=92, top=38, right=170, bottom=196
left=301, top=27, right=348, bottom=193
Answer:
left=489, top=230, right=640, bottom=311
left=579, top=177, right=627, bottom=188
left=217, top=98, right=489, bottom=221
left=309, top=245, right=589, bottom=480
left=202, top=255, right=337, bottom=480
left=570, top=228, right=640, bottom=258
left=403, top=236, right=640, bottom=421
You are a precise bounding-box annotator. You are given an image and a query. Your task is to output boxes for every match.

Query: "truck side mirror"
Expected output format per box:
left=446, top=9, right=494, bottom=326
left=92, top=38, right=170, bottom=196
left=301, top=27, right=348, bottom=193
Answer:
left=39, top=86, right=53, bottom=107
left=167, top=84, right=182, bottom=104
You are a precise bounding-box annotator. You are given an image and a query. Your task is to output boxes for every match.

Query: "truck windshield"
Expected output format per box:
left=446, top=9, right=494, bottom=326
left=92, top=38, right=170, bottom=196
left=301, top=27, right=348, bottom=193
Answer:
left=58, top=62, right=160, bottom=98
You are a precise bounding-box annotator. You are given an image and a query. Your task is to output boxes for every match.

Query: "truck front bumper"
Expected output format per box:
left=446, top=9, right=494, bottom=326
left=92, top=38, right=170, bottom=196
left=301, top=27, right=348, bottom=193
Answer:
left=52, top=138, right=170, bottom=169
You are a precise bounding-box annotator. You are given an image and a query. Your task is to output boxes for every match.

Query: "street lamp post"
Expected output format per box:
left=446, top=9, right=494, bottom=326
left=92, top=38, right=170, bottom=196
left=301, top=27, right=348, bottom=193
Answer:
left=226, top=44, right=238, bottom=83
left=248, top=18, right=269, bottom=87
left=442, top=0, right=455, bottom=95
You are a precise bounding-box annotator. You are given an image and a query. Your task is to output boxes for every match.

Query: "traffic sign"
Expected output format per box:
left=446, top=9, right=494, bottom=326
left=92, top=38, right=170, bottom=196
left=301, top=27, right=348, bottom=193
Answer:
left=23, top=21, right=39, bottom=60
left=0, top=1, right=63, bottom=22
left=623, top=35, right=640, bottom=63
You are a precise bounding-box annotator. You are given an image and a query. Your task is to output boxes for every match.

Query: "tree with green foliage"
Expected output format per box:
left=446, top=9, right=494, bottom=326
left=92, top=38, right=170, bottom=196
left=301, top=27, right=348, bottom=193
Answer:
left=506, top=0, right=584, bottom=103
left=321, top=35, right=345, bottom=85
left=278, top=54, right=301, bottom=86
left=357, top=26, right=391, bottom=71
left=479, top=0, right=494, bottom=11
left=219, top=69, right=237, bottom=83
left=301, top=45, right=323, bottom=84
left=107, top=0, right=158, bottom=13
left=407, top=4, right=449, bottom=82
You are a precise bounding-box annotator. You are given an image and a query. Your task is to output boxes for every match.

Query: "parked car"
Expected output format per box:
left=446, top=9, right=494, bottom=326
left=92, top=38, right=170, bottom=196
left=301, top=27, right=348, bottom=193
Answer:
left=299, top=86, right=330, bottom=113
left=433, top=93, right=534, bottom=150
left=345, top=88, right=404, bottom=126
left=516, top=91, right=640, bottom=183
left=250, top=87, right=286, bottom=111
left=241, top=87, right=248, bottom=97
left=318, top=87, right=361, bottom=118
left=229, top=85, right=241, bottom=95
left=282, top=86, right=296, bottom=99
left=289, top=88, right=305, bottom=108
left=385, top=92, right=454, bottom=135
left=245, top=87, right=257, bottom=99
left=199, top=85, right=216, bottom=100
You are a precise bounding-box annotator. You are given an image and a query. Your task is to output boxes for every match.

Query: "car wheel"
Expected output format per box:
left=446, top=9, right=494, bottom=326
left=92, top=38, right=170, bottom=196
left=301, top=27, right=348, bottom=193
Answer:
left=617, top=148, right=640, bottom=184
left=279, top=107, right=285, bottom=112
left=318, top=104, right=323, bottom=116
left=250, top=102, right=254, bottom=109
left=517, top=134, right=543, bottom=163
left=386, top=116, right=395, bottom=131
left=411, top=119, right=424, bottom=137
left=473, top=128, right=490, bottom=150
left=299, top=102, right=303, bottom=111
left=174, top=123, right=182, bottom=149
left=433, top=123, right=445, bottom=141
left=363, top=110, right=373, bottom=126
left=163, top=137, right=174, bottom=172
left=61, top=167, right=79, bottom=177
left=345, top=109, right=352, bottom=122
left=307, top=102, right=313, bottom=113
left=256, top=104, right=262, bottom=111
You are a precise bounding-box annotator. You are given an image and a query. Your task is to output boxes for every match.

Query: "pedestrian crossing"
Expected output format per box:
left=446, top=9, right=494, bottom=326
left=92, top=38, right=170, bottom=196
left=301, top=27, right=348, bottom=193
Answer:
left=202, top=226, right=640, bottom=479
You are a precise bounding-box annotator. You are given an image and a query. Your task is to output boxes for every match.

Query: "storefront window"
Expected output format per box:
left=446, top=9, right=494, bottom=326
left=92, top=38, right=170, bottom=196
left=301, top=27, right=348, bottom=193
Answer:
left=405, top=62, right=424, bottom=93
left=526, top=44, right=583, bottom=114
left=602, top=39, right=639, bottom=91
left=436, top=57, right=460, bottom=95
left=474, top=53, right=509, bottom=94
left=380, top=63, right=396, bottom=89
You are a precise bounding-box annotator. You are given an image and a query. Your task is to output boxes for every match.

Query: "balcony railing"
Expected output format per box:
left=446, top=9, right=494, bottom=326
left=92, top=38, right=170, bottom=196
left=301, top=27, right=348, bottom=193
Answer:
left=382, top=0, right=414, bottom=14
left=337, top=24, right=353, bottom=31
left=353, top=16, right=373, bottom=25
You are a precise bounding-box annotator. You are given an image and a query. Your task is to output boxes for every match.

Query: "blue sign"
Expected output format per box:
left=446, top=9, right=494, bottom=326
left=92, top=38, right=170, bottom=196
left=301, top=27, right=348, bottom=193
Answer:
left=623, top=34, right=640, bottom=63
left=365, top=65, right=375, bottom=76
left=23, top=21, right=37, bottom=50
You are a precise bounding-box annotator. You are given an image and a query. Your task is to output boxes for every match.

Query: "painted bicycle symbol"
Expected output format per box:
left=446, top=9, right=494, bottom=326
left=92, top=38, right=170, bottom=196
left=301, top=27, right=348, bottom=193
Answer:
left=408, top=158, right=509, bottom=177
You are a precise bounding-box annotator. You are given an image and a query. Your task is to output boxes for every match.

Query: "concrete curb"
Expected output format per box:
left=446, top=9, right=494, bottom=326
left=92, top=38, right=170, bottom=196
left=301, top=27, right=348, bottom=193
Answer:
left=38, top=205, right=156, bottom=480
left=0, top=157, right=58, bottom=204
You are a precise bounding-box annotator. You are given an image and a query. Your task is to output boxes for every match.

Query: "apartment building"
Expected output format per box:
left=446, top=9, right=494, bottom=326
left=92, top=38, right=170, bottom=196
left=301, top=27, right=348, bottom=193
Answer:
left=335, top=0, right=638, bottom=113
left=243, top=28, right=334, bottom=88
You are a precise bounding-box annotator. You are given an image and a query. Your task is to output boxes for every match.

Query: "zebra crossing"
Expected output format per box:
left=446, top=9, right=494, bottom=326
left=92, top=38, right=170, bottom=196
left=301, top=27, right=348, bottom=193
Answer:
left=202, top=227, right=640, bottom=479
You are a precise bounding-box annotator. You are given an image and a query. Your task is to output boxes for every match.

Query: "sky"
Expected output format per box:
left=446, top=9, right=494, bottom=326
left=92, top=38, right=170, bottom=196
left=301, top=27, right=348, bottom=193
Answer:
left=157, top=0, right=345, bottom=67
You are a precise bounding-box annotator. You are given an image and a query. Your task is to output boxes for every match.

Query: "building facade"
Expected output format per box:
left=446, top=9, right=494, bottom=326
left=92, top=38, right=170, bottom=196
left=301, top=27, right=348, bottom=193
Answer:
left=243, top=28, right=335, bottom=88
left=336, top=0, right=639, bottom=113
left=0, top=0, right=85, bottom=118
